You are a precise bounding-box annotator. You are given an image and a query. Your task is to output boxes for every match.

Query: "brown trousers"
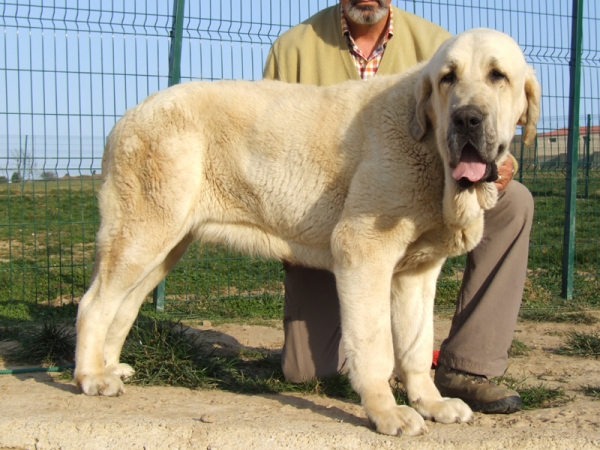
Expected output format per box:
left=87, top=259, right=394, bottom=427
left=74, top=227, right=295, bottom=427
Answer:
left=281, top=181, right=534, bottom=382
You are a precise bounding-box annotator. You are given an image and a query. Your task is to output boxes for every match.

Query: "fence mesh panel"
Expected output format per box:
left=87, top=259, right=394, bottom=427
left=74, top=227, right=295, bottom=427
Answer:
left=1, top=1, right=598, bottom=312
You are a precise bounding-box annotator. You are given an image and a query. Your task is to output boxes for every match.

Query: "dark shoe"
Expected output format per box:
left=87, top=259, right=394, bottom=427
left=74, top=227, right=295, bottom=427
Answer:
left=434, top=365, right=521, bottom=414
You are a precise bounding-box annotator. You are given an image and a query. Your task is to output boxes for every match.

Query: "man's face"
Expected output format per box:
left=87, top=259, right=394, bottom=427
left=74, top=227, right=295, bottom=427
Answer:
left=341, top=0, right=391, bottom=25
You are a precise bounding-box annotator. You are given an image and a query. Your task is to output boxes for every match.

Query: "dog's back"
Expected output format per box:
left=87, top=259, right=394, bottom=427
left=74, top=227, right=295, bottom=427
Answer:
left=98, top=73, right=435, bottom=265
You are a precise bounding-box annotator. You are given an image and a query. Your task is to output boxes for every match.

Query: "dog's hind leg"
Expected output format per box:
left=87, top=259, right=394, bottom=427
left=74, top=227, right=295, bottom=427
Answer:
left=102, top=234, right=194, bottom=382
left=75, top=220, right=193, bottom=396
left=390, top=262, right=474, bottom=424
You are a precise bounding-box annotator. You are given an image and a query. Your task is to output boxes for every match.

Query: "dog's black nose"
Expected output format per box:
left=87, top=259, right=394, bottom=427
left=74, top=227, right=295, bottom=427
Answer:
left=452, top=107, right=483, bottom=133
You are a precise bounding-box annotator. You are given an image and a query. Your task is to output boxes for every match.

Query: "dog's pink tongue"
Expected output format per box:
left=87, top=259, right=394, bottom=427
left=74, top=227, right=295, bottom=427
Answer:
left=452, top=148, right=487, bottom=182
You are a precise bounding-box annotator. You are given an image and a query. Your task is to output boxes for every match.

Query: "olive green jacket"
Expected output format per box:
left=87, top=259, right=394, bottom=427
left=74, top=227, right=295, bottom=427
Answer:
left=263, top=4, right=451, bottom=86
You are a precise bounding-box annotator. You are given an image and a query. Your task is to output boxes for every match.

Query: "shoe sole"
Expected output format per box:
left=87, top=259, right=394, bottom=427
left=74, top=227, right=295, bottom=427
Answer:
left=465, top=395, right=522, bottom=414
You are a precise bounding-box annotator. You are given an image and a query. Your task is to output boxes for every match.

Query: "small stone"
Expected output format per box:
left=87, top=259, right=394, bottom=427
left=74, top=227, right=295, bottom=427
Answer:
left=200, top=414, right=216, bottom=423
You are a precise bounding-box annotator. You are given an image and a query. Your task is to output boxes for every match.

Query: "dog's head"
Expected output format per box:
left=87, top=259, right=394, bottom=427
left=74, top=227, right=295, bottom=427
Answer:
left=410, top=28, right=541, bottom=188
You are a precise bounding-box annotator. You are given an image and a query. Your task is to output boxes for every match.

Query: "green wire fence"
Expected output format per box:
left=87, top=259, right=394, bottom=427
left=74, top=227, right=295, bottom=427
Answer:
left=0, top=1, right=598, bottom=313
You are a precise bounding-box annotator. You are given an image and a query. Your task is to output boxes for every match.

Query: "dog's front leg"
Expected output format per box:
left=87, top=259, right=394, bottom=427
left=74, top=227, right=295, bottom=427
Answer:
left=333, top=234, right=427, bottom=437
left=390, top=262, right=473, bottom=424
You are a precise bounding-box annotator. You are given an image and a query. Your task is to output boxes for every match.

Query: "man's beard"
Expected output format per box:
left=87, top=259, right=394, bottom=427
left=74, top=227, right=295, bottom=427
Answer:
left=345, top=0, right=389, bottom=25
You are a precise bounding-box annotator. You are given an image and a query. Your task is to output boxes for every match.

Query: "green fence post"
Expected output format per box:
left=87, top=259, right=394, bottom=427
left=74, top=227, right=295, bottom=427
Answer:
left=561, top=0, right=584, bottom=300
left=153, top=0, right=186, bottom=313
left=168, top=0, right=186, bottom=87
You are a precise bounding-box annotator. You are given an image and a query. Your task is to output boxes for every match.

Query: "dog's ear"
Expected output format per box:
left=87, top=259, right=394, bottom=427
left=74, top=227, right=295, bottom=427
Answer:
left=410, top=72, right=433, bottom=141
left=518, top=65, right=541, bottom=146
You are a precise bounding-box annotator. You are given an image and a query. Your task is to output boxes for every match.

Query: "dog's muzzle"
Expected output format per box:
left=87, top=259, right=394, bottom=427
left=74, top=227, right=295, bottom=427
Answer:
left=449, top=106, right=498, bottom=189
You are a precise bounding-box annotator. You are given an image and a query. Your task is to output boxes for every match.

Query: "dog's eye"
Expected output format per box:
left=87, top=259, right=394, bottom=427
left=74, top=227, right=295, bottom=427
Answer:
left=440, top=71, right=456, bottom=85
left=489, top=69, right=508, bottom=83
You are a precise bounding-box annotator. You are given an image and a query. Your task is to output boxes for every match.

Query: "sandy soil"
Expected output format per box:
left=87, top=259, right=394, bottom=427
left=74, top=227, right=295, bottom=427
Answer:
left=0, top=317, right=599, bottom=449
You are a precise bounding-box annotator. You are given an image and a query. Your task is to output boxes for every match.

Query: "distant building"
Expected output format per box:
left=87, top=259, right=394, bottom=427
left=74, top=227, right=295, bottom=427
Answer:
left=511, top=125, right=600, bottom=169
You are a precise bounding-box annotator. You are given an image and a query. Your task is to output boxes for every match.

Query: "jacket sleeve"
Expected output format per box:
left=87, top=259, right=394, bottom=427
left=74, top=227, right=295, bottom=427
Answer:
left=263, top=46, right=278, bottom=80
left=262, top=39, right=299, bottom=83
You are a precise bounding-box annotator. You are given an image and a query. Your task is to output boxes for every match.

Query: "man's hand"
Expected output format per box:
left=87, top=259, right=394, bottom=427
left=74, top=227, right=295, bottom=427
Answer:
left=494, top=156, right=515, bottom=191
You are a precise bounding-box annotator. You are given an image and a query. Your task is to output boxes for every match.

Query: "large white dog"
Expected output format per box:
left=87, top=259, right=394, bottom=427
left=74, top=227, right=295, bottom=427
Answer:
left=75, top=28, right=540, bottom=436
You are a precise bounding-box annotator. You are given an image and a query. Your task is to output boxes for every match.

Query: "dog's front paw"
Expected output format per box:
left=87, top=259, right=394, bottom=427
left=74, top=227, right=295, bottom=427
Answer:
left=413, top=397, right=473, bottom=424
left=75, top=372, right=126, bottom=397
left=367, top=405, right=427, bottom=436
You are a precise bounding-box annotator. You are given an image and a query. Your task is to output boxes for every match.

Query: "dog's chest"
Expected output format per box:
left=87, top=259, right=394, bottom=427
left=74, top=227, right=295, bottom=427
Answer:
left=394, top=218, right=483, bottom=274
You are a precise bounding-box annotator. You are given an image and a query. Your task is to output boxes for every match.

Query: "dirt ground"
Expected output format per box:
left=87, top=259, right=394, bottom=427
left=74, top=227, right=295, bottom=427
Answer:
left=1, top=317, right=599, bottom=450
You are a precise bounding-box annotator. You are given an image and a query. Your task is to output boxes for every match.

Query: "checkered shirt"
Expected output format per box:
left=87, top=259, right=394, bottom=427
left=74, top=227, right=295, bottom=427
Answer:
left=341, top=6, right=394, bottom=80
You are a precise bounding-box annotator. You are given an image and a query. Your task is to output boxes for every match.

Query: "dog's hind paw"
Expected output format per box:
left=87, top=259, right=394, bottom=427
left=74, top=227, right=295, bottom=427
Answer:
left=75, top=372, right=126, bottom=397
left=107, top=363, right=135, bottom=380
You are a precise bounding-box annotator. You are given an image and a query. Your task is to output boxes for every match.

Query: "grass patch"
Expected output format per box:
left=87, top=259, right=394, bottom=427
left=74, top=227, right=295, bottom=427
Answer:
left=208, top=353, right=409, bottom=405
left=0, top=301, right=78, bottom=327
left=520, top=308, right=598, bottom=325
left=7, top=321, right=75, bottom=366
left=164, top=294, right=284, bottom=323
left=580, top=385, right=600, bottom=399
left=119, top=318, right=403, bottom=404
left=434, top=261, right=464, bottom=308
left=556, top=330, right=600, bottom=357
left=518, top=384, right=570, bottom=410
left=214, top=357, right=358, bottom=399
left=498, top=376, right=570, bottom=409
left=120, top=318, right=215, bottom=389
left=129, top=317, right=406, bottom=402
left=508, top=338, right=530, bottom=357
left=0, top=324, right=21, bottom=341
